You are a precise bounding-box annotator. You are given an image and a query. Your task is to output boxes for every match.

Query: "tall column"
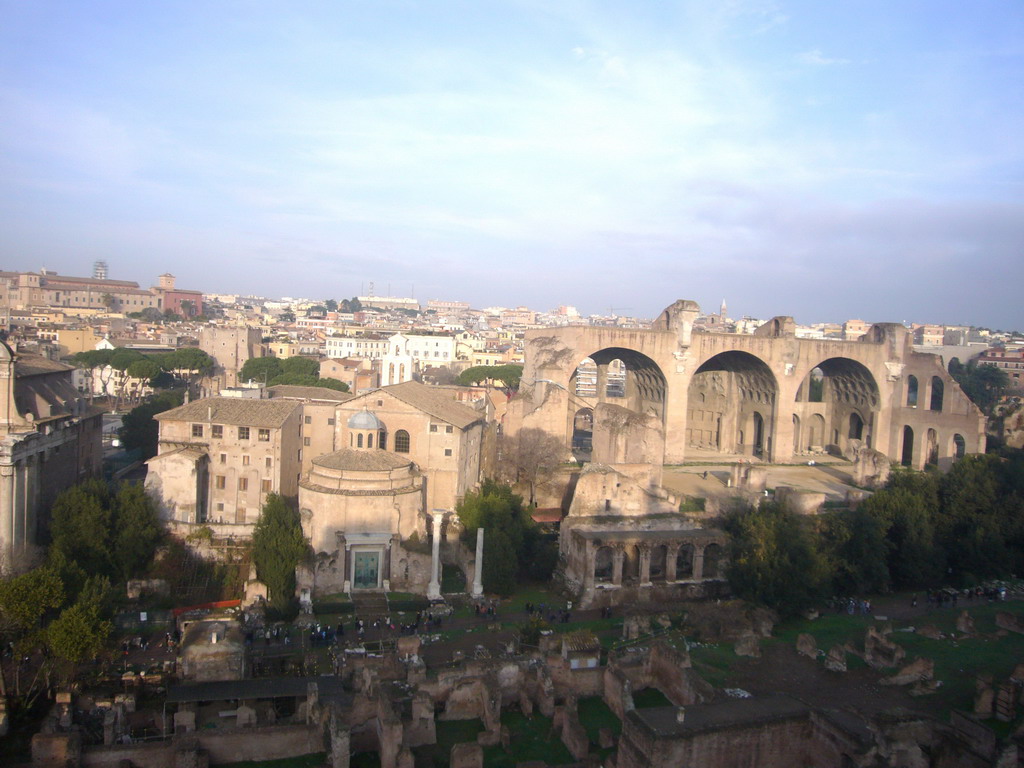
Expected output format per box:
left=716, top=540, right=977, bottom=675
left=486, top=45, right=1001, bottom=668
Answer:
left=692, top=547, right=705, bottom=581
left=471, top=528, right=484, bottom=598
left=427, top=515, right=443, bottom=600
left=582, top=542, right=596, bottom=591
left=12, top=461, right=24, bottom=553
left=0, top=464, right=13, bottom=574
left=639, top=545, right=652, bottom=586
left=666, top=544, right=679, bottom=582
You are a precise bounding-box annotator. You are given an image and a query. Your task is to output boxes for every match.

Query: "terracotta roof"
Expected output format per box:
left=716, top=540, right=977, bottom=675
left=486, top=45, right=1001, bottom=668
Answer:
left=313, top=449, right=411, bottom=472
left=267, top=385, right=354, bottom=403
left=155, top=397, right=301, bottom=428
left=374, top=380, right=482, bottom=429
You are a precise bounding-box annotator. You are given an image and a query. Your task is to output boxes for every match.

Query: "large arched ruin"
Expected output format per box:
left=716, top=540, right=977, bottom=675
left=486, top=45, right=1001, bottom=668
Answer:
left=510, top=300, right=985, bottom=469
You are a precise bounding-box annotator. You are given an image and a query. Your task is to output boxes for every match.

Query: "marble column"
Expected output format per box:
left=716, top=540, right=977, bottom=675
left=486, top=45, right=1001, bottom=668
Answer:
left=471, top=528, right=484, bottom=597
left=612, top=546, right=624, bottom=586
left=692, top=547, right=705, bottom=581
left=427, top=515, right=443, bottom=600
left=0, top=464, right=13, bottom=573
left=666, top=544, right=679, bottom=582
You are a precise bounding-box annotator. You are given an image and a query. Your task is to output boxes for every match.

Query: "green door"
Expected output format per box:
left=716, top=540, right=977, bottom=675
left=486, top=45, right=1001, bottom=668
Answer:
left=353, top=551, right=380, bottom=589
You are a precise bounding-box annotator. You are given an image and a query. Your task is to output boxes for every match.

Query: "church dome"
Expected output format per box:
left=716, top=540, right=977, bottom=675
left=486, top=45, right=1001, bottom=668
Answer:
left=347, top=408, right=383, bottom=431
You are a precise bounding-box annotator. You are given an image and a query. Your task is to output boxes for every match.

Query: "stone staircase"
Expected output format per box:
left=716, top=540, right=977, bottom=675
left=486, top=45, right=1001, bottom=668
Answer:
left=351, top=590, right=390, bottom=619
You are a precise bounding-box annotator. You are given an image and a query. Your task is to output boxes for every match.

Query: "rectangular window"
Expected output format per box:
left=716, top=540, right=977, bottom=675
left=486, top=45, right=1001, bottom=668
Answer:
left=220, top=453, right=227, bottom=464
left=430, top=424, right=438, bottom=433
left=261, top=479, right=272, bottom=493
left=238, top=426, right=250, bottom=440
left=266, top=457, right=272, bottom=469
left=215, top=475, right=226, bottom=489
left=242, top=455, right=250, bottom=466
left=238, top=477, right=248, bottom=491
left=191, top=424, right=204, bottom=438
left=304, top=415, right=312, bottom=424
left=444, top=448, right=453, bottom=457
left=258, top=428, right=270, bottom=441
left=327, top=418, right=335, bottom=426
left=212, top=424, right=223, bottom=438
left=216, top=502, right=224, bottom=512
left=304, top=437, right=311, bottom=446
left=446, top=425, right=453, bottom=434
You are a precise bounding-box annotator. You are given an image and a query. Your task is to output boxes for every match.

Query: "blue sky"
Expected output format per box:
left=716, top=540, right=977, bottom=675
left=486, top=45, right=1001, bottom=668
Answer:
left=1, top=1, right=1022, bottom=328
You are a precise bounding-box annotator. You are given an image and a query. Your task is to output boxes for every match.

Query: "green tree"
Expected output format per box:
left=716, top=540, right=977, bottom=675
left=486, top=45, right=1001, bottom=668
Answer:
left=240, top=356, right=283, bottom=384
left=109, top=349, right=147, bottom=371
left=950, top=360, right=1010, bottom=415
left=281, top=356, right=320, bottom=377
left=820, top=508, right=890, bottom=595
left=49, top=481, right=114, bottom=577
left=324, top=299, right=338, bottom=312
left=47, top=601, right=112, bottom=682
left=252, top=494, right=307, bottom=614
left=127, top=358, right=162, bottom=383
left=724, top=502, right=830, bottom=617
left=458, top=364, right=523, bottom=394
left=119, top=389, right=185, bottom=458
left=111, top=483, right=164, bottom=582
left=0, top=566, right=64, bottom=631
left=268, top=373, right=349, bottom=391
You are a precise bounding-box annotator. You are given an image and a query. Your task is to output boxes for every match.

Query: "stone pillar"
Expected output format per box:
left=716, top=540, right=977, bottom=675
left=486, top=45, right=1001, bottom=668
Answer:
left=471, top=528, right=484, bottom=598
left=639, top=546, right=652, bottom=586
left=612, top=546, right=624, bottom=586
left=12, top=461, right=24, bottom=552
left=692, top=547, right=705, bottom=581
left=596, top=364, right=608, bottom=404
left=582, top=541, right=595, bottom=591
left=0, top=463, right=14, bottom=574
left=666, top=544, right=679, bottom=582
left=427, top=515, right=443, bottom=600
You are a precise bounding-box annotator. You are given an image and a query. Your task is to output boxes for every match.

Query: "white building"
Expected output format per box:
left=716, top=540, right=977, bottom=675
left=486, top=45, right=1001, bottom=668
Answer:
left=380, top=332, right=457, bottom=386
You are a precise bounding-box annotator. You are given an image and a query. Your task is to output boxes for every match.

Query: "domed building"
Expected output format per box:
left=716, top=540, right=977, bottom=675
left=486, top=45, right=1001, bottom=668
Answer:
left=298, top=409, right=432, bottom=594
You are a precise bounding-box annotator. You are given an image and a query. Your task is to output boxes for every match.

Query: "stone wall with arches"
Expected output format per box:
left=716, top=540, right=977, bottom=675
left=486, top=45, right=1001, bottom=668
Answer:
left=509, top=300, right=986, bottom=469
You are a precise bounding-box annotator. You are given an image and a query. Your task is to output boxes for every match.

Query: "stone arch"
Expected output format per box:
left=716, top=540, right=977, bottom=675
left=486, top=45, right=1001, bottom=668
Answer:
left=952, top=433, right=966, bottom=460
left=901, top=425, right=914, bottom=466
left=605, top=358, right=627, bottom=398
left=906, top=375, right=919, bottom=407
left=703, top=544, right=724, bottom=579
left=676, top=543, right=694, bottom=578
left=594, top=546, right=613, bottom=583
left=926, top=428, right=939, bottom=466
left=650, top=544, right=668, bottom=582
left=930, top=376, right=944, bottom=412
left=796, top=357, right=880, bottom=454
left=571, top=407, right=594, bottom=461
left=687, top=350, right=777, bottom=457
left=573, top=347, right=667, bottom=418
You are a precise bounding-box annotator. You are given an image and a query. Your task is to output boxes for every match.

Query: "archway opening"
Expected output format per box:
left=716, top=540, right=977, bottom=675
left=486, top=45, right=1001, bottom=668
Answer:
left=687, top=351, right=777, bottom=457
left=676, top=544, right=694, bottom=578
left=650, top=545, right=667, bottom=582
left=571, top=407, right=594, bottom=461
left=796, top=357, right=880, bottom=455
left=926, top=428, right=939, bottom=467
left=907, top=375, right=919, bottom=407
left=594, top=546, right=613, bottom=583
left=953, top=434, right=966, bottom=459
left=930, top=377, right=944, bottom=412
left=901, top=425, right=914, bottom=466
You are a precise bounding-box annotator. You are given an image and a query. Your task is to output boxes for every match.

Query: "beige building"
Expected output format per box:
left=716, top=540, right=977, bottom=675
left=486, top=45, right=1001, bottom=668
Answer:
left=146, top=397, right=303, bottom=537
left=199, top=326, right=264, bottom=391
left=0, top=342, right=103, bottom=572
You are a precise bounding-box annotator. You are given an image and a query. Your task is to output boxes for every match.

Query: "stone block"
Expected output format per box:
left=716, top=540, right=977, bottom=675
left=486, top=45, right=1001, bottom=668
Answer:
left=174, top=710, right=196, bottom=734
left=974, top=677, right=994, bottom=718
left=796, top=633, right=818, bottom=659
left=477, top=728, right=502, bottom=747
left=733, top=632, right=760, bottom=658
left=881, top=658, right=934, bottom=686
left=996, top=612, right=1024, bottom=635
left=956, top=610, right=977, bottom=636
left=915, top=624, right=943, bottom=640
left=824, top=645, right=847, bottom=673
left=450, top=743, right=483, bottom=768
left=397, top=635, right=421, bottom=659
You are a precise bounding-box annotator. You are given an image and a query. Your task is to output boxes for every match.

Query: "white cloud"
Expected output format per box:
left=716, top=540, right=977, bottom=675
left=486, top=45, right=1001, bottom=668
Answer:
left=796, top=48, right=851, bottom=66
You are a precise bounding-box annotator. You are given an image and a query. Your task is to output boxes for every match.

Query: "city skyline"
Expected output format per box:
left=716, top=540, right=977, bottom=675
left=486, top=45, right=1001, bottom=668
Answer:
left=1, top=1, right=1022, bottom=328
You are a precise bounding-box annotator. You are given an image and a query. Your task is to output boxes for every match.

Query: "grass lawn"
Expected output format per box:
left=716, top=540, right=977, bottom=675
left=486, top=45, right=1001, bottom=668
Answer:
left=441, top=565, right=466, bottom=594
left=481, top=711, right=574, bottom=767
left=412, top=719, right=485, bottom=768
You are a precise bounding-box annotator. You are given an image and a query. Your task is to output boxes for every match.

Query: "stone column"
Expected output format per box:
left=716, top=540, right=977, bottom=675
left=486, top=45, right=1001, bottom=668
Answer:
left=0, top=464, right=13, bottom=574
left=612, top=546, right=624, bottom=586
left=471, top=528, right=484, bottom=598
left=692, top=547, right=705, bottom=581
left=639, top=545, right=652, bottom=586
left=427, top=514, right=443, bottom=600
left=582, top=541, right=596, bottom=591
left=12, top=461, right=24, bottom=552
left=596, top=364, right=608, bottom=404
left=666, top=544, right=679, bottom=582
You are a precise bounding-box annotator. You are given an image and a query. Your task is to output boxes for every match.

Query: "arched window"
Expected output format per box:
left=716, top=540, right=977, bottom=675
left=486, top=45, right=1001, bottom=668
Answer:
left=906, top=375, right=919, bottom=407
left=357, top=433, right=363, bottom=448
left=849, top=412, right=864, bottom=440
left=930, top=376, right=944, bottom=412
left=901, top=425, right=914, bottom=466
left=594, top=547, right=613, bottom=583
left=367, top=432, right=373, bottom=448
left=379, top=431, right=387, bottom=450
left=394, top=429, right=410, bottom=453
left=953, top=433, right=966, bottom=459
left=676, top=544, right=694, bottom=578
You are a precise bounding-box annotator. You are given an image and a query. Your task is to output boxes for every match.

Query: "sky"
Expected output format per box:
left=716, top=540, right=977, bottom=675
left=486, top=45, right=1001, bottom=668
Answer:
left=1, top=1, right=1022, bottom=328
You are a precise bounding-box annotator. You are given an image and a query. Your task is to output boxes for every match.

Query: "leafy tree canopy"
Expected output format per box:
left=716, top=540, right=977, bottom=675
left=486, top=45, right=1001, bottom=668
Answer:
left=240, top=356, right=283, bottom=384
left=269, top=373, right=349, bottom=391
left=119, top=389, right=185, bottom=457
left=281, top=356, right=320, bottom=377
left=458, top=364, right=523, bottom=392
left=252, top=494, right=308, bottom=615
